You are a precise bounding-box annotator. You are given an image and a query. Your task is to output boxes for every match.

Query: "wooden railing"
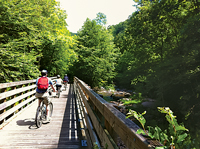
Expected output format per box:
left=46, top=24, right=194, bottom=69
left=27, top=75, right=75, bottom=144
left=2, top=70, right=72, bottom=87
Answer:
left=0, top=77, right=56, bottom=128
left=0, top=76, right=163, bottom=148
left=74, top=77, right=163, bottom=149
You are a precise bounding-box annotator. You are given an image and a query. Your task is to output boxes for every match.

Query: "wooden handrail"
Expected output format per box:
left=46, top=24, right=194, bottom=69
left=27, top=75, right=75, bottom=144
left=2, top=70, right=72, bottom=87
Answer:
left=0, top=77, right=56, bottom=128
left=0, top=80, right=36, bottom=89
left=74, top=77, right=163, bottom=149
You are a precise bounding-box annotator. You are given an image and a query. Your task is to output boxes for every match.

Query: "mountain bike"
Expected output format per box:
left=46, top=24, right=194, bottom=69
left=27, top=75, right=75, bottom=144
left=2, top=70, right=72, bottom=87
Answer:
left=57, top=86, right=61, bottom=98
left=64, top=81, right=67, bottom=90
left=35, top=97, right=53, bottom=128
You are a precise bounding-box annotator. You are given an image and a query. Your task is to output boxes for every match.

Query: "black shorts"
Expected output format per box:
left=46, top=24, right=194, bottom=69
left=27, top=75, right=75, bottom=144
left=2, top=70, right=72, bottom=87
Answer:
left=56, top=85, right=62, bottom=91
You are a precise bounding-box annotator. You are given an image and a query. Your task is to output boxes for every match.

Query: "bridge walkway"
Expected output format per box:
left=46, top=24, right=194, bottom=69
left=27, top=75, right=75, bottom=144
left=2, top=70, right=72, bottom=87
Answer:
left=0, top=84, right=83, bottom=149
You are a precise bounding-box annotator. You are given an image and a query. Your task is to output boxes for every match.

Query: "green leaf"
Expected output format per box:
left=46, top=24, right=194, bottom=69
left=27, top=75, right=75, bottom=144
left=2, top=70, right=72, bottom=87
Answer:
left=136, top=129, right=146, bottom=135
left=147, top=126, right=154, bottom=139
left=175, top=125, right=188, bottom=132
left=177, top=133, right=188, bottom=143
left=155, top=147, right=168, bottom=149
left=159, top=132, right=169, bottom=144
left=153, top=126, right=162, bottom=140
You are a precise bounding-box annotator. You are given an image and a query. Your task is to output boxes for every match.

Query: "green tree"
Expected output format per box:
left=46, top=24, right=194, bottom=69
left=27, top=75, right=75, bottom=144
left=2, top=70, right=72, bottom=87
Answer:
left=0, top=0, right=44, bottom=82
left=0, top=0, right=76, bottom=82
left=114, top=0, right=200, bottom=146
left=108, top=21, right=128, bottom=53
left=73, top=17, right=119, bottom=87
left=94, top=12, right=107, bottom=26
left=38, top=6, right=77, bottom=77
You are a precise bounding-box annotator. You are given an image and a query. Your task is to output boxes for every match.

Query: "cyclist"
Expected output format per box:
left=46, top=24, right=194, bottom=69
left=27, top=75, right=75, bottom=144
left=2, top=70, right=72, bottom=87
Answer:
left=35, top=70, right=56, bottom=121
left=63, top=74, right=69, bottom=87
left=55, top=75, right=63, bottom=92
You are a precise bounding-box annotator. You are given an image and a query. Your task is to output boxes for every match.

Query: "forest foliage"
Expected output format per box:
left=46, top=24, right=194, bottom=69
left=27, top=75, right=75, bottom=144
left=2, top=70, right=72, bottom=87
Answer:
left=1, top=0, right=200, bottom=147
left=72, top=14, right=119, bottom=87
left=109, top=0, right=200, bottom=148
left=0, top=0, right=76, bottom=81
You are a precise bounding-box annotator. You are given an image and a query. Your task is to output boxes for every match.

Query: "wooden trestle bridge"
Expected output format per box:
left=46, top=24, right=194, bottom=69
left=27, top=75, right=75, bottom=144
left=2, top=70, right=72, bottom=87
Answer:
left=0, top=77, right=162, bottom=149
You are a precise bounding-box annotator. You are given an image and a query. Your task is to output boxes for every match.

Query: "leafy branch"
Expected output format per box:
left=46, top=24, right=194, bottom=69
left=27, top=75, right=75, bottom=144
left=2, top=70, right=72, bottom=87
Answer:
left=126, top=107, right=189, bottom=148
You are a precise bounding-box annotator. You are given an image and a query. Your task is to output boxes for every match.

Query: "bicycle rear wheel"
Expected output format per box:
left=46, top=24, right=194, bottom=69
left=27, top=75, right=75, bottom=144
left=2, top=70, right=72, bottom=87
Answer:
left=35, top=107, right=43, bottom=128
left=57, top=87, right=60, bottom=98
left=64, top=83, right=67, bottom=90
left=48, top=102, right=53, bottom=118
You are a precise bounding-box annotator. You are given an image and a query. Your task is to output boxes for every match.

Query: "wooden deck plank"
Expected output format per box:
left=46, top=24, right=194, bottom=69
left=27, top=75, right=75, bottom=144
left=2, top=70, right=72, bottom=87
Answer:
left=0, top=84, right=82, bottom=149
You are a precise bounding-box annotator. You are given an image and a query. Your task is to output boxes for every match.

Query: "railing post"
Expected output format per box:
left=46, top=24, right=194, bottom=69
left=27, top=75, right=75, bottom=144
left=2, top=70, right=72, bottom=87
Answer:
left=11, top=86, right=17, bottom=114
left=19, top=84, right=24, bottom=111
left=3, top=88, right=7, bottom=114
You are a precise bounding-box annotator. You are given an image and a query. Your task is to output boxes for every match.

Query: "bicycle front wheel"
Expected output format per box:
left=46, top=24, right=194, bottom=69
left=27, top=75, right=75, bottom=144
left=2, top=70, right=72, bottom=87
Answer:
left=35, top=107, right=43, bottom=128
left=48, top=102, right=53, bottom=118
left=57, top=88, right=60, bottom=98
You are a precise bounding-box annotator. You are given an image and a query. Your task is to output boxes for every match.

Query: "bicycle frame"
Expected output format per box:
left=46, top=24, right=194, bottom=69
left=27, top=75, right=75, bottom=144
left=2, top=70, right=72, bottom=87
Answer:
left=35, top=102, right=47, bottom=128
left=35, top=91, right=54, bottom=128
left=64, top=81, right=67, bottom=90
left=57, top=86, right=61, bottom=98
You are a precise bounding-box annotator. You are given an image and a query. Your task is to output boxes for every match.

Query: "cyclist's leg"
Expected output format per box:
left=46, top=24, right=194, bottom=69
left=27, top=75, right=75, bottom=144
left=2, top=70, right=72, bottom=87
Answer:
left=40, top=92, right=49, bottom=114
left=64, top=81, right=67, bottom=87
left=56, top=84, right=58, bottom=92
left=38, top=99, right=42, bottom=107
left=60, top=84, right=62, bottom=92
left=57, top=86, right=61, bottom=98
left=35, top=92, right=44, bottom=108
left=58, top=85, right=62, bottom=91
left=42, top=93, right=52, bottom=121
left=66, top=81, right=68, bottom=85
left=35, top=93, right=45, bottom=127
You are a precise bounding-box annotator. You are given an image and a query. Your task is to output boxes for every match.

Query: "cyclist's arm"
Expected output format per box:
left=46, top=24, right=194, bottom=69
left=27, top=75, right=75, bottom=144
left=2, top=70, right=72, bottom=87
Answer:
left=36, top=78, right=39, bottom=85
left=50, top=84, right=56, bottom=92
left=48, top=78, right=56, bottom=92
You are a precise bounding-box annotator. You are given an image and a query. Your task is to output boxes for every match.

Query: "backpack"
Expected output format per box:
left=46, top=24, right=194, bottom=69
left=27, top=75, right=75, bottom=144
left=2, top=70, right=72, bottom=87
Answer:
left=37, top=77, right=49, bottom=90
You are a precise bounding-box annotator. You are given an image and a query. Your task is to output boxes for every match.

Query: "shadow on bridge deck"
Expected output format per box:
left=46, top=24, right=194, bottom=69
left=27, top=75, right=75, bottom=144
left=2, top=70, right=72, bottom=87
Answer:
left=57, top=84, right=81, bottom=148
left=0, top=84, right=83, bottom=149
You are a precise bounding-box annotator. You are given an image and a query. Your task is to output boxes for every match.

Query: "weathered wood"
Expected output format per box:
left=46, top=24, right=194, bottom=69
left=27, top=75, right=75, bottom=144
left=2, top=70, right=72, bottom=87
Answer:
left=75, top=77, right=163, bottom=149
left=0, top=77, right=58, bottom=126
left=0, top=84, right=82, bottom=149
left=0, top=96, right=36, bottom=122
left=0, top=84, right=36, bottom=101
left=77, top=89, right=99, bottom=145
left=0, top=90, right=35, bottom=111
left=74, top=84, right=94, bottom=149
left=0, top=77, right=56, bottom=90
left=0, top=77, right=162, bottom=149
left=0, top=80, right=36, bottom=89
left=76, top=82, right=118, bottom=149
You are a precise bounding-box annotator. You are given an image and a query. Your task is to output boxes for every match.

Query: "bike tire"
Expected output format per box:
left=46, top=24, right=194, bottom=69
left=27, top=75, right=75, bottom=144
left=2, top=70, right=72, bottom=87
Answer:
left=58, top=88, right=60, bottom=98
left=64, top=84, right=67, bottom=90
left=48, top=102, right=53, bottom=118
left=35, top=107, right=43, bottom=128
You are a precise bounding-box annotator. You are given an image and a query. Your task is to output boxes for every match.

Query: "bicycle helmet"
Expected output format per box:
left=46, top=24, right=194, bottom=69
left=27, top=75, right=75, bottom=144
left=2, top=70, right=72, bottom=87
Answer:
left=57, top=75, right=60, bottom=78
left=41, top=70, right=47, bottom=76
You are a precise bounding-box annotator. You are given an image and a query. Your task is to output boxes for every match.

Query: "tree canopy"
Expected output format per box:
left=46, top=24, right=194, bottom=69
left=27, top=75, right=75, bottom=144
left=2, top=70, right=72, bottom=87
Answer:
left=72, top=17, right=119, bottom=88
left=110, top=0, right=200, bottom=147
left=1, top=0, right=200, bottom=147
left=0, top=0, right=76, bottom=82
